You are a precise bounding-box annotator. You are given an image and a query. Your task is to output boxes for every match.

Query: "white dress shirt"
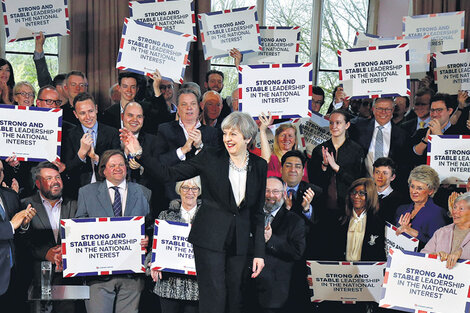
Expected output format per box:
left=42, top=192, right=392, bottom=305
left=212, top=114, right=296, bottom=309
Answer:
left=366, top=121, right=392, bottom=176
left=106, top=180, right=128, bottom=215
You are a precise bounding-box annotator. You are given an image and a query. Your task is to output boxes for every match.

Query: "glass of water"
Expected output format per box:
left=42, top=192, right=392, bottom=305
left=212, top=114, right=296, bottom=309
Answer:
left=41, top=261, right=52, bottom=296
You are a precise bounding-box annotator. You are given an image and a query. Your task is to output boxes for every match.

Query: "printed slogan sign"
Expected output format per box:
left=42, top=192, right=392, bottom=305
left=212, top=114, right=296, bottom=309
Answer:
left=338, top=44, right=411, bottom=99
left=129, top=0, right=197, bottom=41
left=116, top=18, right=192, bottom=84
left=198, top=6, right=261, bottom=60
left=2, top=0, right=70, bottom=42
left=427, top=135, right=470, bottom=184
left=241, top=26, right=300, bottom=65
left=61, top=217, right=146, bottom=277
left=0, top=105, right=62, bottom=162
left=403, top=11, right=465, bottom=53
left=434, top=50, right=470, bottom=94
left=238, top=63, right=313, bottom=119
left=151, top=220, right=195, bottom=275
left=380, top=249, right=470, bottom=312
left=307, top=261, right=386, bottom=303
left=384, top=222, right=419, bottom=256
left=297, top=113, right=331, bottom=157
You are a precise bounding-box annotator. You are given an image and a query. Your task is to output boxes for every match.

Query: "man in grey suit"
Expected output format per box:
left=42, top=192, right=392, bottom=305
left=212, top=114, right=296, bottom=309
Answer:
left=22, top=161, right=79, bottom=312
left=75, top=150, right=151, bottom=313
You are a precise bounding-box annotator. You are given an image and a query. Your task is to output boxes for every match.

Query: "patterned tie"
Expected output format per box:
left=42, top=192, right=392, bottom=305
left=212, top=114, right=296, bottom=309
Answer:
left=111, top=186, right=122, bottom=217
left=375, top=125, right=384, bottom=160
left=0, top=202, right=13, bottom=267
left=419, top=121, right=425, bottom=129
left=264, top=212, right=274, bottom=227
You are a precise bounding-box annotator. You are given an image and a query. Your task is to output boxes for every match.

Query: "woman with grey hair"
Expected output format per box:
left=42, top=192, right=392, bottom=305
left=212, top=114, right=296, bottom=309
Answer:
left=13, top=81, right=35, bottom=106
left=421, top=192, right=470, bottom=269
left=394, top=165, right=448, bottom=249
left=149, top=176, right=202, bottom=313
left=121, top=111, right=267, bottom=313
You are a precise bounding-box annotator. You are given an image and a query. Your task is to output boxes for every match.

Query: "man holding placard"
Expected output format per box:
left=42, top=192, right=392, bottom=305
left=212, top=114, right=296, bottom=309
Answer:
left=75, top=149, right=151, bottom=313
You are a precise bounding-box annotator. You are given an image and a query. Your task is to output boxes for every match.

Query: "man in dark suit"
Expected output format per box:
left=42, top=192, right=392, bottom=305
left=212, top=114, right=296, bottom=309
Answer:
left=0, top=161, right=36, bottom=306
left=254, top=176, right=305, bottom=313
left=411, top=93, right=462, bottom=167
left=75, top=150, right=151, bottom=313
left=349, top=97, right=409, bottom=189
left=372, top=157, right=407, bottom=224
left=22, top=161, right=79, bottom=312
left=62, top=71, right=89, bottom=126
left=155, top=88, right=219, bottom=200
left=100, top=72, right=139, bottom=129
left=62, top=92, right=120, bottom=198
left=401, top=87, right=434, bottom=136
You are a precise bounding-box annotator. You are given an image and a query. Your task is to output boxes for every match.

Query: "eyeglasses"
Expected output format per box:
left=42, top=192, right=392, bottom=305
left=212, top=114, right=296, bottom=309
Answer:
left=374, top=107, right=393, bottom=113
left=430, top=108, right=445, bottom=113
left=15, top=92, right=34, bottom=98
left=181, top=186, right=199, bottom=193
left=160, top=85, right=173, bottom=90
left=70, top=82, right=88, bottom=88
left=38, top=98, right=62, bottom=106
left=265, top=189, right=282, bottom=195
left=350, top=190, right=367, bottom=197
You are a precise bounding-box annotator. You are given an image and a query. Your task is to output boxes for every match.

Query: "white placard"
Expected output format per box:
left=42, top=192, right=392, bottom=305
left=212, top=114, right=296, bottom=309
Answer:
left=241, top=26, right=300, bottom=64
left=338, top=44, right=410, bottom=99
left=434, top=50, right=470, bottom=95
left=296, top=113, right=331, bottom=157
left=151, top=219, right=195, bottom=275
left=380, top=249, right=470, bottom=312
left=403, top=11, right=465, bottom=53
left=427, top=135, right=470, bottom=185
left=2, top=0, right=70, bottom=42
left=116, top=18, right=192, bottom=84
left=198, top=6, right=261, bottom=60
left=384, top=222, right=419, bottom=256
left=61, top=217, right=145, bottom=277
left=129, top=0, right=197, bottom=41
left=0, top=105, right=62, bottom=162
left=353, top=32, right=379, bottom=48
left=307, top=261, right=386, bottom=303
left=239, top=63, right=313, bottom=118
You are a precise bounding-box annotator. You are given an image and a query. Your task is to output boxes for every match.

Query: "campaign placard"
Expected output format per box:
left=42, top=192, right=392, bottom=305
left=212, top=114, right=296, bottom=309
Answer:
left=151, top=219, right=195, bottom=275
left=0, top=105, right=62, bottom=162
left=296, top=113, right=331, bottom=157
left=307, top=261, right=386, bottom=303
left=241, top=26, right=300, bottom=65
left=384, top=222, right=419, bottom=256
left=129, top=0, right=197, bottom=41
left=238, top=63, right=313, bottom=119
left=379, top=249, right=470, bottom=312
left=116, top=18, right=192, bottom=84
left=338, top=44, right=411, bottom=99
left=403, top=11, right=465, bottom=53
left=2, top=0, right=70, bottom=42
left=434, top=50, right=470, bottom=94
left=355, top=34, right=431, bottom=80
left=353, top=32, right=379, bottom=48
left=198, top=6, right=261, bottom=60
left=61, top=217, right=145, bottom=277
left=427, top=135, right=470, bottom=184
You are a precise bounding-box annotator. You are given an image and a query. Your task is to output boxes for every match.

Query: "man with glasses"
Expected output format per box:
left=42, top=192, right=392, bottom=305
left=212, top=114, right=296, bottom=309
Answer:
left=250, top=176, right=305, bottom=313
left=311, top=86, right=325, bottom=113
left=350, top=97, right=408, bottom=179
left=411, top=93, right=462, bottom=166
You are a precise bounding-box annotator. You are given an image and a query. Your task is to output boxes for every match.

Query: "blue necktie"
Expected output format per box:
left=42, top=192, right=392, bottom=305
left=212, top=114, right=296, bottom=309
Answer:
left=287, top=188, right=296, bottom=199
left=0, top=202, right=13, bottom=268
left=375, top=126, right=384, bottom=160
left=111, top=186, right=122, bottom=217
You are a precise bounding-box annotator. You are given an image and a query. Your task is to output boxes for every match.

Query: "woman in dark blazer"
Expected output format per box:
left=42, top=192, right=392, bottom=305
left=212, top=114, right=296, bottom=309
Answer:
left=122, top=109, right=266, bottom=313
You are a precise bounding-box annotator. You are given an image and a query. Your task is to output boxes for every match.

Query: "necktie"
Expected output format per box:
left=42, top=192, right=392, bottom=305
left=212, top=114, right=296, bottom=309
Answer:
left=264, top=212, right=274, bottom=227
left=287, top=189, right=296, bottom=199
left=111, top=186, right=122, bottom=217
left=0, top=202, right=13, bottom=268
left=375, top=126, right=384, bottom=160
left=419, top=121, right=425, bottom=129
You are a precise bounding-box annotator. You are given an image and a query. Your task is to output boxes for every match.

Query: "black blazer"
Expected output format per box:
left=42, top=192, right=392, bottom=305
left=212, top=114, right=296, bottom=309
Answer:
left=142, top=94, right=176, bottom=135
left=140, top=147, right=267, bottom=258
left=62, top=122, right=120, bottom=196
left=256, top=205, right=305, bottom=308
left=290, top=181, right=323, bottom=225
left=99, top=103, right=122, bottom=130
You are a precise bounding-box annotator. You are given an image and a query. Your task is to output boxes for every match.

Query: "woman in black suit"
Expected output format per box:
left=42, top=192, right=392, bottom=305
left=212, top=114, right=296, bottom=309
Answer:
left=121, top=108, right=266, bottom=313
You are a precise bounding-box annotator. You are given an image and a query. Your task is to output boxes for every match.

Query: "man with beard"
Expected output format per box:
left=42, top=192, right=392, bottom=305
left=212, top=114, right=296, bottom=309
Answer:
left=21, top=161, right=79, bottom=312
left=251, top=176, right=305, bottom=313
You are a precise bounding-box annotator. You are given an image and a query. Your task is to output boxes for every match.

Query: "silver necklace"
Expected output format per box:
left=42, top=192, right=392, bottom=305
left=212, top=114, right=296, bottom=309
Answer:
left=229, top=151, right=249, bottom=172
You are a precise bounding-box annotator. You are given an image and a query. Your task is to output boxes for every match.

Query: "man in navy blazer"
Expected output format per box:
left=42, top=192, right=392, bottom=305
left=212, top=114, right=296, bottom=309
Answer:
left=75, top=150, right=151, bottom=313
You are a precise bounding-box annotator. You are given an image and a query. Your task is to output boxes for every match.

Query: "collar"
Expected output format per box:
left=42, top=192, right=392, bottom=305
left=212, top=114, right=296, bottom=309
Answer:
left=264, top=205, right=282, bottom=218
left=374, top=120, right=391, bottom=130
left=352, top=209, right=367, bottom=221
left=442, top=121, right=452, bottom=132
left=180, top=203, right=198, bottom=216
left=106, top=179, right=127, bottom=190
left=39, top=193, right=63, bottom=208
left=81, top=121, right=98, bottom=134
left=378, top=185, right=393, bottom=198
left=418, top=116, right=431, bottom=123
left=178, top=119, right=201, bottom=131
left=286, top=183, right=300, bottom=193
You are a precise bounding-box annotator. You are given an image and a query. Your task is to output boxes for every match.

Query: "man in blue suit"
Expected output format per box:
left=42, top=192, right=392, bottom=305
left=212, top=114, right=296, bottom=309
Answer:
left=75, top=150, right=151, bottom=313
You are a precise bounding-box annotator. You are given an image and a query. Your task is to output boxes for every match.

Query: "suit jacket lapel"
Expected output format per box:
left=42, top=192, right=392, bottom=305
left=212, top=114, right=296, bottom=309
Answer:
left=97, top=182, right=115, bottom=217
left=172, top=121, right=187, bottom=147
left=32, top=193, right=54, bottom=231
left=271, top=205, right=286, bottom=230
left=218, top=152, right=237, bottom=212
left=124, top=183, right=138, bottom=216
left=365, top=119, right=375, bottom=149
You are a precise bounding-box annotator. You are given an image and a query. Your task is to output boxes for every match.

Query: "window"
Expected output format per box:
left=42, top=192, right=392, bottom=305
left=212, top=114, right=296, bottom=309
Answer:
left=5, top=36, right=59, bottom=92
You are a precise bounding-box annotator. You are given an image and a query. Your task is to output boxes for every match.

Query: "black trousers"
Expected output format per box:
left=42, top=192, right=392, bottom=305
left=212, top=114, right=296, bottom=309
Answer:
left=160, top=297, right=198, bottom=313
left=193, top=245, right=247, bottom=313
